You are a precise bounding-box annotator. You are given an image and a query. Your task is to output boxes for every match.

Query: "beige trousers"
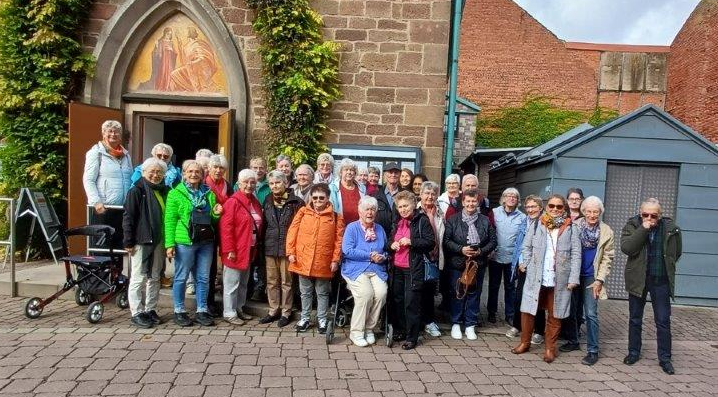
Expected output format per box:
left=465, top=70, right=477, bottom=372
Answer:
left=265, top=256, right=294, bottom=317
left=343, top=272, right=388, bottom=339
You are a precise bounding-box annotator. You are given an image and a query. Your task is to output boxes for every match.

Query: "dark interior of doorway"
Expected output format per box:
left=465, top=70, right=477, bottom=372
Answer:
left=163, top=119, right=218, bottom=168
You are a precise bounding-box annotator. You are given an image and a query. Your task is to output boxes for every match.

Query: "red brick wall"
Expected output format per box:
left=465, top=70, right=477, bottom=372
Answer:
left=666, top=0, right=718, bottom=143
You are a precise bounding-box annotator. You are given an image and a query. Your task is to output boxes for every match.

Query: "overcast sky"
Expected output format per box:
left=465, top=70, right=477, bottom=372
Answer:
left=512, top=0, right=701, bottom=45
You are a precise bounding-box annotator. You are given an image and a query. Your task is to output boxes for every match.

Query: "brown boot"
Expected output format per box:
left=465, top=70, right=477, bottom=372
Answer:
left=511, top=313, right=534, bottom=354
left=543, top=316, right=561, bottom=363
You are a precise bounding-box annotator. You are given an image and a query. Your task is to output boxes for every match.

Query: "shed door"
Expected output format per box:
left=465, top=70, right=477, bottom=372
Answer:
left=602, top=163, right=679, bottom=299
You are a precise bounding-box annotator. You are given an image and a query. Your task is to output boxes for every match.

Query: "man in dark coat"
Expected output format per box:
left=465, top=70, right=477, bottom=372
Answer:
left=620, top=198, right=682, bottom=375
left=370, top=162, right=401, bottom=235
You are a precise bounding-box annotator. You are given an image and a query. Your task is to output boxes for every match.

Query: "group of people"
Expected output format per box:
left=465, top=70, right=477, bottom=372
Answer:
left=82, top=120, right=682, bottom=371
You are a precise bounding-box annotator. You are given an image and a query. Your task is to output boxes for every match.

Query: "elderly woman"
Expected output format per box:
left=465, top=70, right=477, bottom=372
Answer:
left=366, top=166, right=381, bottom=196
left=195, top=149, right=213, bottom=174
left=560, top=196, right=615, bottom=365
left=276, top=154, right=294, bottom=182
left=443, top=189, right=497, bottom=340
left=314, top=152, right=335, bottom=184
left=329, top=158, right=366, bottom=224
left=287, top=183, right=345, bottom=333
left=165, top=160, right=223, bottom=327
left=341, top=196, right=389, bottom=347
left=437, top=173, right=461, bottom=220
left=399, top=168, right=414, bottom=192
left=505, top=195, right=546, bottom=344
left=219, top=169, right=263, bottom=325
left=387, top=191, right=435, bottom=350
left=82, top=120, right=133, bottom=248
left=130, top=143, right=180, bottom=187
left=123, top=158, right=169, bottom=328
left=291, top=164, right=314, bottom=202
left=259, top=170, right=304, bottom=327
left=511, top=194, right=580, bottom=363
left=204, top=154, right=233, bottom=315
left=417, top=181, right=445, bottom=337
left=356, top=168, right=369, bottom=186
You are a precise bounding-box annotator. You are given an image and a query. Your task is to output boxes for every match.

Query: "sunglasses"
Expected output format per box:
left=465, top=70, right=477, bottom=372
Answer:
left=547, top=204, right=564, bottom=210
left=641, top=212, right=659, bottom=219
left=156, top=154, right=170, bottom=160
left=311, top=196, right=327, bottom=201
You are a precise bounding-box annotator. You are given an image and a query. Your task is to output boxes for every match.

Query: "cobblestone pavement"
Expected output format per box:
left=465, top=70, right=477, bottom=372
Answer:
left=1, top=295, right=717, bottom=396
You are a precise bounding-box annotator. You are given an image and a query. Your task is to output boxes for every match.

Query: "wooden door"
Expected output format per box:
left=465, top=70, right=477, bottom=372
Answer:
left=217, top=109, right=235, bottom=177
left=68, top=102, right=123, bottom=252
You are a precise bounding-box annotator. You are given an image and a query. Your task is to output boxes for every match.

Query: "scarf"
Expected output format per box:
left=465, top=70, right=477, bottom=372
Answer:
left=578, top=218, right=600, bottom=249
left=362, top=223, right=377, bottom=242
left=205, top=175, right=229, bottom=204
left=540, top=211, right=566, bottom=231
left=184, top=181, right=209, bottom=210
left=102, top=140, right=125, bottom=159
left=272, top=191, right=288, bottom=209
left=462, top=210, right=480, bottom=245
left=314, top=171, right=333, bottom=184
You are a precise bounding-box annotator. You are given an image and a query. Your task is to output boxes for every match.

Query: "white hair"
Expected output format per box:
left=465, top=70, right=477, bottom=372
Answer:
left=581, top=195, right=605, bottom=214
left=141, top=157, right=167, bottom=173
left=357, top=167, right=368, bottom=175
left=208, top=154, right=228, bottom=169
left=316, top=153, right=335, bottom=167
left=339, top=158, right=357, bottom=173
left=267, top=170, right=288, bottom=185
left=151, top=143, right=173, bottom=157
left=421, top=181, right=440, bottom=194
left=462, top=174, right=479, bottom=184
left=358, top=196, right=378, bottom=212
left=237, top=168, right=257, bottom=182
left=445, top=173, right=460, bottom=184
left=101, top=120, right=122, bottom=133
left=640, top=197, right=662, bottom=213
left=182, top=159, right=202, bottom=172
left=295, top=163, right=314, bottom=175
left=500, top=187, right=520, bottom=206
left=195, top=149, right=213, bottom=159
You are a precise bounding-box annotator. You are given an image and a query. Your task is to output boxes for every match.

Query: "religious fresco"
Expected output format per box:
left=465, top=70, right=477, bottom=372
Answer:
left=127, top=13, right=227, bottom=95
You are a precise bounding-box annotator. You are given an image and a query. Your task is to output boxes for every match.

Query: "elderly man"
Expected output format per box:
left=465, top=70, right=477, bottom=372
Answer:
left=370, top=162, right=401, bottom=234
left=248, top=157, right=270, bottom=301
left=488, top=188, right=526, bottom=324
left=130, top=143, right=180, bottom=187
left=620, top=198, right=682, bottom=375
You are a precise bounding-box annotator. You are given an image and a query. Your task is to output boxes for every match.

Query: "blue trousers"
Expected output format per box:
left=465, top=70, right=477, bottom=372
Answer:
left=172, top=242, right=213, bottom=313
left=628, top=277, right=672, bottom=363
left=449, top=266, right=485, bottom=327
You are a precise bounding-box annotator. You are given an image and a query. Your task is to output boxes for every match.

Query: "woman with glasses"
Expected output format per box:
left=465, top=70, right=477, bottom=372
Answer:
left=130, top=143, right=181, bottom=187
left=416, top=181, right=445, bottom=337
left=511, top=194, right=580, bottom=363
left=566, top=188, right=584, bottom=221
left=287, top=184, right=345, bottom=333
left=314, top=153, right=335, bottom=184
left=438, top=174, right=461, bottom=220
left=329, top=158, right=366, bottom=224
left=291, top=164, right=315, bottom=202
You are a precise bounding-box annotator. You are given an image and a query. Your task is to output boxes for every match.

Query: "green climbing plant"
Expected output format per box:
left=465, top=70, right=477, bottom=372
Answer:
left=247, top=0, right=341, bottom=165
left=0, top=0, right=94, bottom=201
left=475, top=94, right=618, bottom=148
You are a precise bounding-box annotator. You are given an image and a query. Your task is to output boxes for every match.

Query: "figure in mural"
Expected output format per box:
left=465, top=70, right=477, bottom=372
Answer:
left=169, top=27, right=219, bottom=92
left=152, top=27, right=177, bottom=91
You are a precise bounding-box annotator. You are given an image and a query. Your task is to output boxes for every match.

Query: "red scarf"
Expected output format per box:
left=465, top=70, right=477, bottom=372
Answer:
left=205, top=175, right=229, bottom=204
left=102, top=140, right=125, bottom=159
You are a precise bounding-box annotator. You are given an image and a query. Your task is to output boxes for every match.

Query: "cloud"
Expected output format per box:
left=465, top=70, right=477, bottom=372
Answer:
left=512, top=0, right=700, bottom=45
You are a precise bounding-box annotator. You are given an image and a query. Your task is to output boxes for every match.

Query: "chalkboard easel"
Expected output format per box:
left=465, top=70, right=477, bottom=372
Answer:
left=15, top=188, right=64, bottom=265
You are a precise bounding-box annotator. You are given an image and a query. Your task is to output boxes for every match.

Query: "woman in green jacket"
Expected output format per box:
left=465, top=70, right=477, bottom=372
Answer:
left=165, top=160, right=222, bottom=327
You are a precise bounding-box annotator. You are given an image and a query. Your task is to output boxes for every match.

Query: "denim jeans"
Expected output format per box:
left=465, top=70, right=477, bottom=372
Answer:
left=488, top=261, right=515, bottom=321
left=298, top=275, right=331, bottom=323
left=580, top=276, right=600, bottom=353
left=450, top=267, right=482, bottom=327
left=172, top=242, right=213, bottom=313
left=628, top=277, right=672, bottom=363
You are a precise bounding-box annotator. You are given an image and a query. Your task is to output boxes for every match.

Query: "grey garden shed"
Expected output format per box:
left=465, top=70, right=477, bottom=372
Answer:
left=489, top=104, right=718, bottom=307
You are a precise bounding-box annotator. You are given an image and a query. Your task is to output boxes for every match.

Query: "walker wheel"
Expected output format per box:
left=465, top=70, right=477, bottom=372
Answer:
left=325, top=320, right=334, bottom=345
left=24, top=297, right=43, bottom=319
left=75, top=288, right=92, bottom=306
left=336, top=308, right=348, bottom=327
left=115, top=289, right=129, bottom=309
left=86, top=302, right=104, bottom=324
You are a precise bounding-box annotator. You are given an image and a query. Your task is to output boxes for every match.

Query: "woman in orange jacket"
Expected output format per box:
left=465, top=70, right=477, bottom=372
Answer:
left=287, top=183, right=345, bottom=333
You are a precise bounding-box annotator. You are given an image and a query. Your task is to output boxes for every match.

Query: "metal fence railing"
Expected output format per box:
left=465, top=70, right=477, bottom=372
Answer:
left=0, top=198, right=16, bottom=297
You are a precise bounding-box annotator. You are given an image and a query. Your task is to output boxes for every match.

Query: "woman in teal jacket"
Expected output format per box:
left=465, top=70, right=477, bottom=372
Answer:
left=165, top=160, right=222, bottom=327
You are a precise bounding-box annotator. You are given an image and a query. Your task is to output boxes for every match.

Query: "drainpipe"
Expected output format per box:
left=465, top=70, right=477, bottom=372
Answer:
left=444, top=0, right=464, bottom=180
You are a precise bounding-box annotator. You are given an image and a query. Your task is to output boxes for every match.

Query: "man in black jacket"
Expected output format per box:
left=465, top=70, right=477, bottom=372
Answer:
left=371, top=162, right=401, bottom=235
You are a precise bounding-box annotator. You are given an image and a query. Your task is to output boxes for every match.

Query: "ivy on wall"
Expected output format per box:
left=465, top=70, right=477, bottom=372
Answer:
left=475, top=94, right=618, bottom=148
left=0, top=0, right=94, bottom=201
left=247, top=0, right=341, bottom=165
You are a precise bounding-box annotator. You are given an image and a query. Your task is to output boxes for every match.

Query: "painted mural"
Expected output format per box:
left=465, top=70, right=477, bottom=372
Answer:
left=128, top=13, right=227, bottom=95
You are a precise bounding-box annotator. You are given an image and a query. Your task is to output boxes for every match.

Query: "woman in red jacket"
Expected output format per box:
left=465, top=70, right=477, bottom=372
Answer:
left=219, top=169, right=263, bottom=325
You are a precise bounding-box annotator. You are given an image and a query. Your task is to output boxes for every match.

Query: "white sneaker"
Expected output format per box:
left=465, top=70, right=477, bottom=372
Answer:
left=186, top=283, right=195, bottom=295
left=365, top=331, right=376, bottom=345
left=350, top=335, right=369, bottom=347
left=505, top=327, right=520, bottom=338
left=465, top=326, right=477, bottom=340
left=531, top=333, right=544, bottom=345
left=425, top=322, right=442, bottom=337
left=451, top=324, right=462, bottom=340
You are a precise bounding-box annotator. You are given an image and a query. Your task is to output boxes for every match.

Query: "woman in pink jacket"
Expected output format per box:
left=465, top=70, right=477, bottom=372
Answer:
left=220, top=169, right=263, bottom=325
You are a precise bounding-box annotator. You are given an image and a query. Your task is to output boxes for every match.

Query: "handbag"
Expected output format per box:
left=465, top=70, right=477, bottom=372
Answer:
left=424, top=255, right=440, bottom=282
left=189, top=206, right=214, bottom=243
left=456, top=258, right=478, bottom=300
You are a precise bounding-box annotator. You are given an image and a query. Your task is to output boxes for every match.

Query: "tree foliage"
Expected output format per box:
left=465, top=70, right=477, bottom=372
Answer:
left=0, top=0, right=94, bottom=200
left=247, top=0, right=341, bottom=165
left=475, top=94, right=618, bottom=148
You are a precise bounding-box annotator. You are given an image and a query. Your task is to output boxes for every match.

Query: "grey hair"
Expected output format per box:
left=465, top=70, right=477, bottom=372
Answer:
left=151, top=143, right=173, bottom=157
left=195, top=149, right=213, bottom=159
left=208, top=154, right=228, bottom=169
left=462, top=174, right=479, bottom=184
left=357, top=167, right=368, bottom=175
left=581, top=195, right=605, bottom=214
left=640, top=197, right=662, bottom=213
left=276, top=154, right=292, bottom=167
left=358, top=196, right=378, bottom=212
left=182, top=159, right=202, bottom=172
left=367, top=166, right=381, bottom=176
left=445, top=173, right=460, bottom=184
left=141, top=157, right=167, bottom=173
left=249, top=157, right=266, bottom=167
left=339, top=157, right=357, bottom=173
left=421, top=181, right=440, bottom=195
left=267, top=169, right=288, bottom=185
left=237, top=168, right=257, bottom=182
left=500, top=187, right=520, bottom=206
left=295, top=163, right=314, bottom=175
left=101, top=120, right=122, bottom=133
left=316, top=153, right=335, bottom=167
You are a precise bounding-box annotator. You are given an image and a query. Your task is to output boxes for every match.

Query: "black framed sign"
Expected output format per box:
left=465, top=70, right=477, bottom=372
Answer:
left=328, top=144, right=422, bottom=174
left=15, top=188, right=64, bottom=264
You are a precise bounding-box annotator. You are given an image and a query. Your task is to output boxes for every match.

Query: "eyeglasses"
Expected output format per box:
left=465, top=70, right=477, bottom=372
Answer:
left=525, top=205, right=539, bottom=209
left=568, top=197, right=582, bottom=202
left=311, top=196, right=327, bottom=201
left=641, top=212, right=659, bottom=219
left=156, top=154, right=170, bottom=160
left=547, top=204, right=564, bottom=210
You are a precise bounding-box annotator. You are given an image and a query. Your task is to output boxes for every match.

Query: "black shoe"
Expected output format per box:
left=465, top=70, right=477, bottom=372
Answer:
left=660, top=361, right=675, bottom=375
left=259, top=314, right=280, bottom=324
left=174, top=312, right=194, bottom=327
left=207, top=306, right=222, bottom=318
left=559, top=342, right=580, bottom=352
left=487, top=314, right=497, bottom=324
left=581, top=352, right=599, bottom=366
left=401, top=341, right=417, bottom=350
left=195, top=311, right=215, bottom=326
left=146, top=310, right=161, bottom=326
left=623, top=354, right=640, bottom=365
left=277, top=316, right=290, bottom=328
left=130, top=313, right=153, bottom=329
left=392, top=333, right=406, bottom=342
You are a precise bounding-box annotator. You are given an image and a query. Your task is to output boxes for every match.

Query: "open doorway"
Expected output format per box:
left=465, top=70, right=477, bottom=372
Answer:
left=141, top=117, right=222, bottom=168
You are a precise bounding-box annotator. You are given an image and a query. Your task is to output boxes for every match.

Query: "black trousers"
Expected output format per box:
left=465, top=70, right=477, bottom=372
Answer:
left=513, top=271, right=545, bottom=335
left=208, top=239, right=219, bottom=310
left=247, top=250, right=267, bottom=299
left=628, top=277, right=672, bottom=363
left=420, top=280, right=437, bottom=325
left=391, top=268, right=422, bottom=343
